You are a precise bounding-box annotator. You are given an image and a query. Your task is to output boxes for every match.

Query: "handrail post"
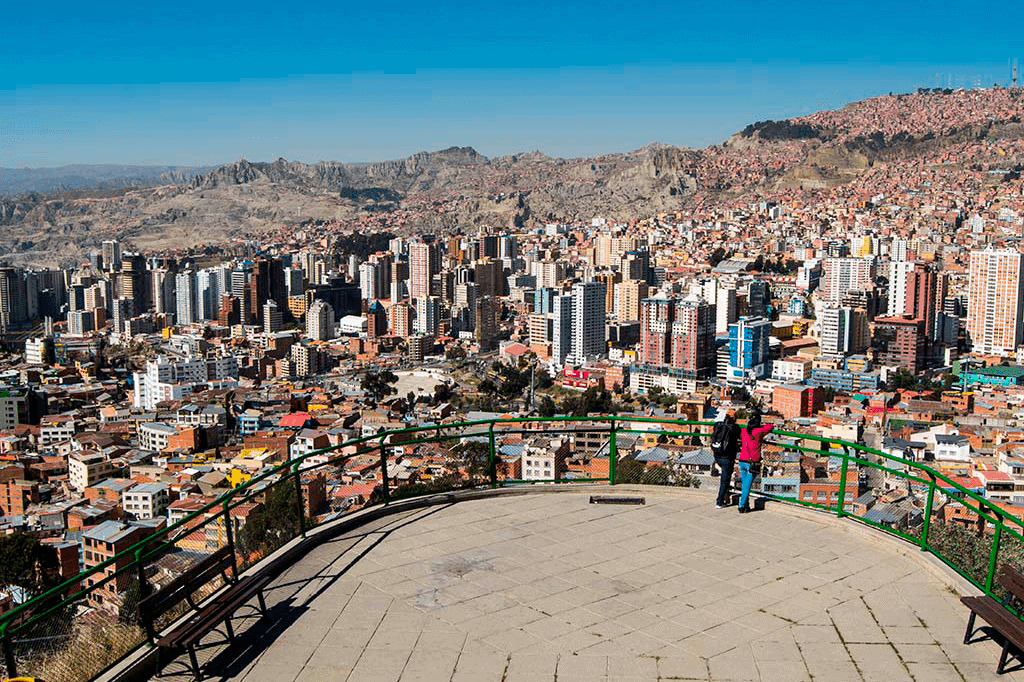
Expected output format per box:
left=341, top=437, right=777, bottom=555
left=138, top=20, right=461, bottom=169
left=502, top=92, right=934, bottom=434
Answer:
left=223, top=497, right=238, bottom=575
left=134, top=546, right=150, bottom=607
left=379, top=435, right=390, bottom=505
left=836, top=446, right=850, bottom=518
left=292, top=462, right=306, bottom=539
left=986, top=510, right=1003, bottom=594
left=920, top=473, right=936, bottom=552
left=608, top=419, right=618, bottom=485
left=487, top=422, right=498, bottom=488
left=2, top=622, right=16, bottom=679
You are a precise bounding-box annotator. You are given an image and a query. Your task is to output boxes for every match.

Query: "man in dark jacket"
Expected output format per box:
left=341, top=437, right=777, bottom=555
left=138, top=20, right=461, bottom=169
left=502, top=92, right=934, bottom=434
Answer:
left=711, top=409, right=740, bottom=508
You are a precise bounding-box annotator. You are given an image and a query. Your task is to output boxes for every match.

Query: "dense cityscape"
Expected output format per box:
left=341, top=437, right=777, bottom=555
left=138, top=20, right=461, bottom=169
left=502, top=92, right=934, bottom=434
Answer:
left=3, top=85, right=1024, bottom=680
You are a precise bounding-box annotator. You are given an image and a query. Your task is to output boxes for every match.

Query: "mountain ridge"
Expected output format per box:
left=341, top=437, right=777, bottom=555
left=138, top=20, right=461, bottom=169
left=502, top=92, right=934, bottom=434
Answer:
left=2, top=89, right=1023, bottom=268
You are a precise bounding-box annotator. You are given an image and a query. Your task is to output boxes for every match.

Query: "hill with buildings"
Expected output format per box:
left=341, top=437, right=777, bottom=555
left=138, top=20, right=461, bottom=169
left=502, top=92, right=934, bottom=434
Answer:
left=1, top=88, right=1023, bottom=267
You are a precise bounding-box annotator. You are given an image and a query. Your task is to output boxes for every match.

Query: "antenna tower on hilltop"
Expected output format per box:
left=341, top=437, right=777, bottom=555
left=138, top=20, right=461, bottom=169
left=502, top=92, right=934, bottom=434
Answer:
left=1013, top=58, right=1019, bottom=88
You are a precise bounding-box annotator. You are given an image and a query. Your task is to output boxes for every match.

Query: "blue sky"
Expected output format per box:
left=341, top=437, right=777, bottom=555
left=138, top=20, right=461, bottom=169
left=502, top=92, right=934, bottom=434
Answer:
left=1, top=0, right=1019, bottom=167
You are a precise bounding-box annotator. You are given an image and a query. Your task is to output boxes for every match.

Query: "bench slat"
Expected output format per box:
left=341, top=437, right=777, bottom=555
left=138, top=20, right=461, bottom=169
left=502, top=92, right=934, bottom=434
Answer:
left=962, top=594, right=1024, bottom=651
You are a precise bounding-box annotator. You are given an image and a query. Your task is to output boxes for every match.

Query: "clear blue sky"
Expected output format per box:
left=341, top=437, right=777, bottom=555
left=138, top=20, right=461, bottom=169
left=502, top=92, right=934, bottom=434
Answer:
left=1, top=0, right=1019, bottom=167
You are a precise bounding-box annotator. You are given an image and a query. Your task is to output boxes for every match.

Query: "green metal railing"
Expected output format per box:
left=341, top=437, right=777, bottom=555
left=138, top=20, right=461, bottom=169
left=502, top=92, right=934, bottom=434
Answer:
left=2, top=415, right=1022, bottom=682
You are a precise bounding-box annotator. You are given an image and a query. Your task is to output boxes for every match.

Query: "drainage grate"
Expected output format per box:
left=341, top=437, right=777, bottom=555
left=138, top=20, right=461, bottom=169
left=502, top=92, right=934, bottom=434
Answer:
left=589, top=495, right=645, bottom=505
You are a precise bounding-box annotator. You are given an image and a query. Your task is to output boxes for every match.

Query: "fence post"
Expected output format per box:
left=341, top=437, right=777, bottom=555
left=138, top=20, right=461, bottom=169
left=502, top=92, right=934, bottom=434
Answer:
left=223, top=497, right=238, bottom=575
left=836, top=446, right=850, bottom=518
left=292, top=462, right=306, bottom=539
left=378, top=435, right=390, bottom=505
left=134, top=546, right=150, bottom=606
left=608, top=419, right=618, bottom=485
left=986, top=512, right=1003, bottom=595
left=920, top=474, right=936, bottom=552
left=488, top=422, right=498, bottom=488
left=2, top=622, right=16, bottom=679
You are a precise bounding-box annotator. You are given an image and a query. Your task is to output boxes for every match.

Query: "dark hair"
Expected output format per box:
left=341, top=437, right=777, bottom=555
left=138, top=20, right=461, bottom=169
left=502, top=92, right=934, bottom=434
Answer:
left=746, top=413, right=762, bottom=433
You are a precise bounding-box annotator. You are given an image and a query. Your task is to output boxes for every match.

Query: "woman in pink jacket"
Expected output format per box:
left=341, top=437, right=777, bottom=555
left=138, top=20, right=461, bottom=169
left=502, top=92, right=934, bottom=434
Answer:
left=737, top=414, right=773, bottom=513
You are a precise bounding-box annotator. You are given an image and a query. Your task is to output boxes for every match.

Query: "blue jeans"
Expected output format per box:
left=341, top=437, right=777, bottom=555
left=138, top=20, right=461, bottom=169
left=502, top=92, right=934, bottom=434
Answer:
left=714, top=457, right=735, bottom=505
left=738, top=460, right=757, bottom=509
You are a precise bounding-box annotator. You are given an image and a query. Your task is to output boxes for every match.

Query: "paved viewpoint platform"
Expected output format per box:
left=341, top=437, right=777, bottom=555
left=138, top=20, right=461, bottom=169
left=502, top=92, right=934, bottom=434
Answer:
left=166, top=488, right=1024, bottom=682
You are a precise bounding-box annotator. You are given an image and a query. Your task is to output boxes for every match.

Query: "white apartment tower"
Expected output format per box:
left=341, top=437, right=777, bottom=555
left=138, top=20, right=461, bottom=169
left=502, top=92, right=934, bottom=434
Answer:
left=566, top=281, right=607, bottom=366
left=967, top=248, right=1024, bottom=356
left=306, top=299, right=335, bottom=341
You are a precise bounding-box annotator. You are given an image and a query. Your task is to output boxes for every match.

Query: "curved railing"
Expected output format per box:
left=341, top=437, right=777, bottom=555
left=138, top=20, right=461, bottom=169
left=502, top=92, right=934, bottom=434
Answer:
left=1, top=415, right=1020, bottom=682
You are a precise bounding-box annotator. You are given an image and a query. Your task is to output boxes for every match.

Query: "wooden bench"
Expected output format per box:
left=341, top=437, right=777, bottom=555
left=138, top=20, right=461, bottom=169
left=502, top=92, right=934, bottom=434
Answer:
left=961, top=563, right=1024, bottom=674
left=137, top=546, right=272, bottom=680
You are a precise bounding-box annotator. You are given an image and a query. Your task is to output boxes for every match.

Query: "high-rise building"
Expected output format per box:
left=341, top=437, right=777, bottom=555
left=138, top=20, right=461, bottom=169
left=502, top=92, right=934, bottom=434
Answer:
left=887, top=260, right=915, bottom=317
left=474, top=258, right=503, bottom=299
left=551, top=294, right=573, bottom=365
left=409, top=241, right=439, bottom=300
left=669, top=296, right=717, bottom=379
left=478, top=233, right=499, bottom=259
left=639, top=296, right=674, bottom=366
left=175, top=271, right=197, bottom=326
left=873, top=316, right=927, bottom=374
left=715, top=282, right=737, bottom=335
left=819, top=307, right=867, bottom=357
left=249, top=257, right=288, bottom=327
left=567, top=281, right=606, bottom=366
left=821, top=257, right=875, bottom=302
left=390, top=302, right=413, bottom=337
left=415, top=296, right=440, bottom=336
left=112, top=297, right=135, bottom=335
left=727, top=316, right=771, bottom=384
left=639, top=295, right=715, bottom=379
left=0, top=268, right=27, bottom=331
left=747, top=280, right=771, bottom=318
left=499, top=235, right=518, bottom=261
left=305, top=299, right=335, bottom=341
left=359, top=261, right=381, bottom=302
left=151, top=268, right=176, bottom=316
left=285, top=266, right=305, bottom=298
left=474, top=296, right=499, bottom=352
left=263, top=299, right=283, bottom=334
left=196, top=269, right=221, bottom=321
left=617, top=280, right=648, bottom=321
left=101, top=240, right=121, bottom=272
left=596, top=271, right=621, bottom=314
left=68, top=310, right=95, bottom=336
left=967, top=248, right=1024, bottom=356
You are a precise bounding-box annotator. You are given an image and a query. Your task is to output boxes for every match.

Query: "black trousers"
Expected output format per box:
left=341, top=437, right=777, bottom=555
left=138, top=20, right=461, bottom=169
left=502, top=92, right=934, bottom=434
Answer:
left=715, top=456, right=735, bottom=505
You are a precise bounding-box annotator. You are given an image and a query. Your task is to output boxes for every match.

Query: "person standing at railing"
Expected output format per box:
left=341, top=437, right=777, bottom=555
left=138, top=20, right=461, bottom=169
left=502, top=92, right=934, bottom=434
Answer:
left=737, top=414, right=774, bottom=514
left=711, top=409, right=740, bottom=508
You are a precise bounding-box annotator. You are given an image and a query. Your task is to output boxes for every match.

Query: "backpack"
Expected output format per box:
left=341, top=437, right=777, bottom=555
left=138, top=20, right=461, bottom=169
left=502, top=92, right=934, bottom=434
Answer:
left=710, top=420, right=731, bottom=457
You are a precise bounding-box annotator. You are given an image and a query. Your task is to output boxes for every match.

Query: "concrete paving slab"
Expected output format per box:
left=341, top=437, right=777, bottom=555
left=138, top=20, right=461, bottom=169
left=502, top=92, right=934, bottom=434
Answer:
left=152, top=488, right=1023, bottom=682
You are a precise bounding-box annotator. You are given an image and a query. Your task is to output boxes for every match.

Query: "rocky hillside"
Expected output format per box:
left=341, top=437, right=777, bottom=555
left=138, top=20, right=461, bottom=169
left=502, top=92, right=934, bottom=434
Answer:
left=2, top=89, right=1023, bottom=267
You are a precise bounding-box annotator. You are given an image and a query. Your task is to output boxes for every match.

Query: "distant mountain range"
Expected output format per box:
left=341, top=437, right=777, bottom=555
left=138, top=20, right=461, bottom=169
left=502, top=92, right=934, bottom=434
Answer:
left=0, top=164, right=216, bottom=196
left=2, top=89, right=1022, bottom=268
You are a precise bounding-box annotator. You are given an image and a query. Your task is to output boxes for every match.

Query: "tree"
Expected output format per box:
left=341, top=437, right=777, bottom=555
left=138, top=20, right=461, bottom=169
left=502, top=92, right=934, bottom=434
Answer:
left=238, top=481, right=310, bottom=560
left=455, top=441, right=492, bottom=482
left=709, top=247, right=727, bottom=267
left=0, top=534, right=59, bottom=597
left=538, top=395, right=558, bottom=418
left=361, top=369, right=399, bottom=404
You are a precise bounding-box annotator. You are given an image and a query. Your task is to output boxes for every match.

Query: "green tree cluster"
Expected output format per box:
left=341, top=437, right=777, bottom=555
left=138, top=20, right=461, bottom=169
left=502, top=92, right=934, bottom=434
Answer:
left=0, top=533, right=59, bottom=596
left=238, top=480, right=310, bottom=560
left=361, top=368, right=399, bottom=404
